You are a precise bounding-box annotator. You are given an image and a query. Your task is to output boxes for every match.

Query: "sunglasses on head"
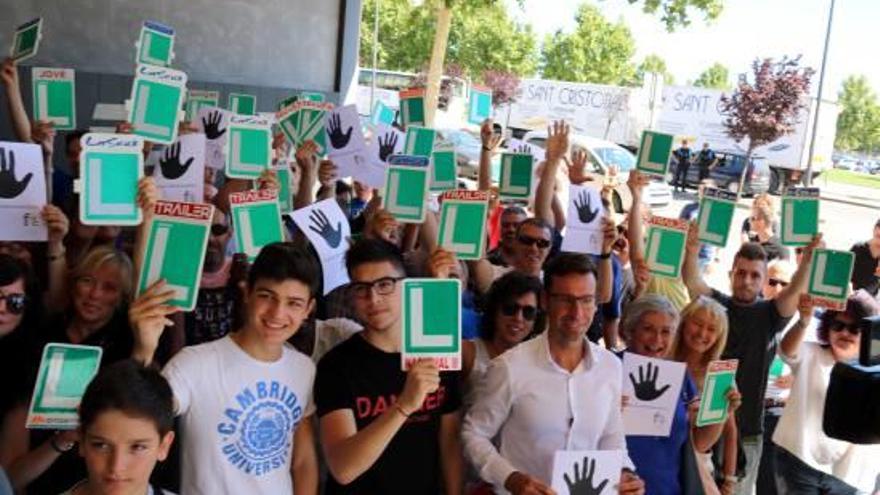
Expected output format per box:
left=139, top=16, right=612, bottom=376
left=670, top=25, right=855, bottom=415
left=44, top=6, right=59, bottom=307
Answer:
left=829, top=320, right=860, bottom=335
left=517, top=234, right=551, bottom=249
left=0, top=293, right=26, bottom=315
left=500, top=302, right=538, bottom=321
left=768, top=278, right=789, bottom=288
left=211, top=224, right=229, bottom=236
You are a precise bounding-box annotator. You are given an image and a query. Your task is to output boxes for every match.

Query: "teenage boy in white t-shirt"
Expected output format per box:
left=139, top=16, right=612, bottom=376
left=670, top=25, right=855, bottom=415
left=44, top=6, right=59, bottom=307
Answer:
left=131, top=242, right=319, bottom=494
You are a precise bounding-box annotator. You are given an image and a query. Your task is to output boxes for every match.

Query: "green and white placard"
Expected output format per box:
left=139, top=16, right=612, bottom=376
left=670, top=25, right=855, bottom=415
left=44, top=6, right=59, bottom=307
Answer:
left=26, top=343, right=102, bottom=429
left=467, top=85, right=492, bottom=125
left=437, top=190, right=489, bottom=260
left=383, top=155, right=429, bottom=224
left=636, top=130, right=675, bottom=176
left=77, top=133, right=144, bottom=226
left=644, top=216, right=688, bottom=278
left=696, top=359, right=738, bottom=427
left=137, top=201, right=214, bottom=311
left=300, top=91, right=325, bottom=102
left=399, top=88, right=426, bottom=128
left=135, top=21, right=175, bottom=67
left=405, top=126, right=437, bottom=158
left=401, top=278, right=461, bottom=371
left=371, top=100, right=396, bottom=127
left=31, top=67, right=76, bottom=130
left=697, top=188, right=737, bottom=247
left=228, top=93, right=257, bottom=115
left=297, top=101, right=334, bottom=153
left=781, top=187, right=820, bottom=246
left=224, top=115, right=272, bottom=179
left=230, top=189, right=284, bottom=261
left=10, top=18, right=42, bottom=62
left=276, top=165, right=294, bottom=214
left=126, top=64, right=187, bottom=145
left=430, top=150, right=457, bottom=191
left=499, top=152, right=534, bottom=199
left=807, top=249, right=854, bottom=311
left=185, top=90, right=220, bottom=122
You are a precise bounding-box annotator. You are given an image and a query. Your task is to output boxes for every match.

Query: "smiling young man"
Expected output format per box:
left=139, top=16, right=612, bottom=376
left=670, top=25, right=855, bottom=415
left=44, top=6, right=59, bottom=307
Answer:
left=313, top=238, right=463, bottom=494
left=131, top=242, right=319, bottom=494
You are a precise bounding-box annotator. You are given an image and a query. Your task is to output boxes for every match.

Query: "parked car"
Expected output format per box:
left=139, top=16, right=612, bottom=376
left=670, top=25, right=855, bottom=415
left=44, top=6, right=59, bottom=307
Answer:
left=436, top=128, right=497, bottom=181
left=522, top=131, right=673, bottom=213
left=668, top=150, right=771, bottom=196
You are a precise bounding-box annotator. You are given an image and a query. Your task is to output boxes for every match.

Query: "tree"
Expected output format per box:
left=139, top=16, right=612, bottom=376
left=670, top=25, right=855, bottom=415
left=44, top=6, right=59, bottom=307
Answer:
left=540, top=4, right=637, bottom=85
left=635, top=54, right=675, bottom=85
left=719, top=56, right=814, bottom=195
left=693, top=62, right=730, bottom=90
left=835, top=75, right=880, bottom=153
left=625, top=0, right=723, bottom=31
left=481, top=69, right=521, bottom=106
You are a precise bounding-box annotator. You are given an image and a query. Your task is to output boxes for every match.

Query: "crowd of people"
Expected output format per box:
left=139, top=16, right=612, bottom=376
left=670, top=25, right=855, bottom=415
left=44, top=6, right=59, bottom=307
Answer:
left=1, top=53, right=880, bottom=495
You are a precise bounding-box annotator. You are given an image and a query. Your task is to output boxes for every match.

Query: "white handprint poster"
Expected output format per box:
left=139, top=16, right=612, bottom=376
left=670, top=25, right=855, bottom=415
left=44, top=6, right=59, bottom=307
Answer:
left=622, top=352, right=686, bottom=437
left=290, top=198, right=351, bottom=294
left=325, top=104, right=368, bottom=179
left=151, top=133, right=205, bottom=203
left=551, top=450, right=623, bottom=495
left=0, top=142, right=47, bottom=241
left=362, top=124, right=404, bottom=188
left=561, top=184, right=605, bottom=255
left=195, top=106, right=230, bottom=170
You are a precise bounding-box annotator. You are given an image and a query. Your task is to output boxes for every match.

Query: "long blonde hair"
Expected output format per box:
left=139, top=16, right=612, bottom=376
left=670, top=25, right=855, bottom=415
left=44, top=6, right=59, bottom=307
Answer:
left=669, top=296, right=729, bottom=367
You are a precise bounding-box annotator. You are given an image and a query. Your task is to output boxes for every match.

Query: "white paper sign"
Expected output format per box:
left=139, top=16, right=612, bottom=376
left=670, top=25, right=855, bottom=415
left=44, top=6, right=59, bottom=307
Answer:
left=551, top=450, right=623, bottom=495
left=290, top=198, right=351, bottom=295
left=0, top=142, right=47, bottom=241
left=363, top=124, right=404, bottom=188
left=152, top=133, right=206, bottom=203
left=508, top=138, right=546, bottom=163
left=622, top=352, right=686, bottom=437
left=195, top=106, right=231, bottom=170
left=561, top=184, right=605, bottom=255
left=326, top=104, right=369, bottom=178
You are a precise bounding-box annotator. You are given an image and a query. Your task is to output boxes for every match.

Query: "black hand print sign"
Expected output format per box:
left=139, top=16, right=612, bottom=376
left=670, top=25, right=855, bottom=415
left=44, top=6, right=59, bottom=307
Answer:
left=629, top=361, right=671, bottom=401
left=378, top=131, right=399, bottom=162
left=159, top=142, right=195, bottom=180
left=514, top=144, right=531, bottom=154
left=327, top=113, right=353, bottom=150
left=0, top=147, right=33, bottom=199
left=565, top=457, right=609, bottom=495
left=202, top=110, right=226, bottom=140
left=308, top=208, right=342, bottom=249
left=573, top=190, right=599, bottom=225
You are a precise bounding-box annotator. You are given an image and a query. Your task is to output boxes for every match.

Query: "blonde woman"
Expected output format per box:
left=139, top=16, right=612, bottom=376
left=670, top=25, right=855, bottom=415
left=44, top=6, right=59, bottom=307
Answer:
left=670, top=296, right=740, bottom=495
left=740, top=193, right=779, bottom=244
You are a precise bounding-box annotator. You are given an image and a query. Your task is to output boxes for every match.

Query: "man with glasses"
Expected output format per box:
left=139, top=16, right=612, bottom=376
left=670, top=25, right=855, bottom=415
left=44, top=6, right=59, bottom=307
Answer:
left=463, top=253, right=644, bottom=495
left=314, top=238, right=464, bottom=494
left=472, top=218, right=560, bottom=295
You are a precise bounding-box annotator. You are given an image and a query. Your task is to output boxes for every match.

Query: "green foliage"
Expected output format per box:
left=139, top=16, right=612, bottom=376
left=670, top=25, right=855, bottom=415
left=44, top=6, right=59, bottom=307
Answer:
left=835, top=75, right=880, bottom=153
left=540, top=4, right=637, bottom=85
left=693, top=62, right=730, bottom=90
left=626, top=0, right=723, bottom=31
left=359, top=0, right=538, bottom=79
left=635, top=54, right=675, bottom=85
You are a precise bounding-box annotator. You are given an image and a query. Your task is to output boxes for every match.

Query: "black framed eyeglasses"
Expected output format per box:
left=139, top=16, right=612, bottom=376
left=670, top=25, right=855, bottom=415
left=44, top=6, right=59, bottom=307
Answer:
left=211, top=224, right=229, bottom=236
left=349, top=276, right=405, bottom=299
left=829, top=320, right=860, bottom=335
left=517, top=234, right=551, bottom=249
left=500, top=302, right=538, bottom=321
left=0, top=293, right=26, bottom=315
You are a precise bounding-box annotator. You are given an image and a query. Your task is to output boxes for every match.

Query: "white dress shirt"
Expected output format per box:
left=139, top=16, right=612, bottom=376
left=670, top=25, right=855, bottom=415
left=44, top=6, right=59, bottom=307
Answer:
left=462, top=332, right=633, bottom=493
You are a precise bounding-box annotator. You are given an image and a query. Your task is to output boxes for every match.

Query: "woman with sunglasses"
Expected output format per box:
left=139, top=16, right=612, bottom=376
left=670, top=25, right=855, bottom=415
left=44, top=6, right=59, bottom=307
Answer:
left=772, top=291, right=880, bottom=494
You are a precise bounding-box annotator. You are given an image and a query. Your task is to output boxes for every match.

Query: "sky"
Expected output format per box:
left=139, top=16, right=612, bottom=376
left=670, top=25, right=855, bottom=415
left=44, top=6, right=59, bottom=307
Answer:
left=505, top=0, right=878, bottom=100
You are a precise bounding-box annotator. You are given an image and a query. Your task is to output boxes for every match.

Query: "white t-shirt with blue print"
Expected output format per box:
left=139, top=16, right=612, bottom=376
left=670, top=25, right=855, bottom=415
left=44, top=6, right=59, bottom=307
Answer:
left=163, top=335, right=316, bottom=494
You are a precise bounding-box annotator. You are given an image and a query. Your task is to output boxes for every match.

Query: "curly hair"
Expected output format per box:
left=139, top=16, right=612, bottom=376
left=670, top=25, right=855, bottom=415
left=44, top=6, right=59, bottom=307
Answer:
left=480, top=271, right=544, bottom=342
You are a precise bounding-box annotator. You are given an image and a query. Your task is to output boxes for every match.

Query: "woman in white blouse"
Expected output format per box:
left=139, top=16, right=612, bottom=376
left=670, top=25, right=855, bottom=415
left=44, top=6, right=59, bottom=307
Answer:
left=773, top=290, right=880, bottom=494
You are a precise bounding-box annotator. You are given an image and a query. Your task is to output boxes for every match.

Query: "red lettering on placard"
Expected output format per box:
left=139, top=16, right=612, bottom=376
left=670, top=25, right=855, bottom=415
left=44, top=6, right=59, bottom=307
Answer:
left=400, top=88, right=426, bottom=99
left=647, top=215, right=689, bottom=231
left=229, top=189, right=277, bottom=204
left=440, top=190, right=489, bottom=202
left=707, top=359, right=738, bottom=373
left=153, top=201, right=213, bottom=220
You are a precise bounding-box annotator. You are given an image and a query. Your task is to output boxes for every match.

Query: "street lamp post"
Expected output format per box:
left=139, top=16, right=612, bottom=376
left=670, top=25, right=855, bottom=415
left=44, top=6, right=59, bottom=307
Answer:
left=805, top=0, right=835, bottom=187
left=369, top=0, right=380, bottom=115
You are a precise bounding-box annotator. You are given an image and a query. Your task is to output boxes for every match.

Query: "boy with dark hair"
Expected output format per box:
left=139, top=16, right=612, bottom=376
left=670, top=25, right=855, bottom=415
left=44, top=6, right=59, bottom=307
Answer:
left=849, top=218, right=880, bottom=296
left=132, top=242, right=320, bottom=494
left=63, top=359, right=176, bottom=495
left=314, top=238, right=464, bottom=494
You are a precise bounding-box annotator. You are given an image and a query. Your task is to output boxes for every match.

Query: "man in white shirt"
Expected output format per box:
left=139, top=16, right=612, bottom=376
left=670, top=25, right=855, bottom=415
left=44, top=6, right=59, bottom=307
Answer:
left=131, top=242, right=319, bottom=494
left=462, top=252, right=644, bottom=495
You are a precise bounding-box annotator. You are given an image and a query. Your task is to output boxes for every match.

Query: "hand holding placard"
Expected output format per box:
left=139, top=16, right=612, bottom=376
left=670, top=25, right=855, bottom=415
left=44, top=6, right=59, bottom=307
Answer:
left=131, top=280, right=180, bottom=360
left=397, top=359, right=440, bottom=415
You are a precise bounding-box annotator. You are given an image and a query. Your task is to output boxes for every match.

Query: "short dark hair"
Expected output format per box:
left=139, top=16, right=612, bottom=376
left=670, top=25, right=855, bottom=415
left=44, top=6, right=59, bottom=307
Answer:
left=65, top=129, right=87, bottom=151
left=248, top=242, right=320, bottom=298
left=481, top=272, right=544, bottom=341
left=543, top=253, right=598, bottom=291
left=501, top=206, right=527, bottom=218
left=734, top=242, right=768, bottom=265
left=817, top=289, right=880, bottom=343
left=79, top=360, right=174, bottom=436
left=345, top=238, right=406, bottom=277
left=335, top=180, right=353, bottom=196
left=0, top=253, right=28, bottom=288
left=515, top=217, right=553, bottom=239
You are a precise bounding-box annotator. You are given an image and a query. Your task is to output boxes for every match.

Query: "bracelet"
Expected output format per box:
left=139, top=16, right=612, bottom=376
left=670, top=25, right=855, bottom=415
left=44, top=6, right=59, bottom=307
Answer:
left=50, top=435, right=74, bottom=454
left=599, top=251, right=612, bottom=260
left=394, top=403, right=411, bottom=418
left=481, top=145, right=492, bottom=152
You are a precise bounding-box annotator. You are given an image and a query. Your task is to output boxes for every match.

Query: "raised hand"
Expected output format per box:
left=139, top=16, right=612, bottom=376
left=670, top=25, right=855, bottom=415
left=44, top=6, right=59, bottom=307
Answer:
left=0, top=58, right=18, bottom=88
left=573, top=190, right=599, bottom=225
left=564, top=457, right=609, bottom=495
left=378, top=131, right=399, bottom=162
left=428, top=248, right=457, bottom=279
left=136, top=177, right=160, bottom=213
left=295, top=140, right=319, bottom=172
left=480, top=119, right=502, bottom=152
left=130, top=280, right=179, bottom=364
left=159, top=142, right=194, bottom=180
left=42, top=204, right=69, bottom=245
left=626, top=170, right=650, bottom=200
left=318, top=159, right=338, bottom=187
left=308, top=208, right=343, bottom=248
left=327, top=112, right=353, bottom=149
left=545, top=120, right=570, bottom=163
left=0, top=147, right=33, bottom=199
left=257, top=169, right=280, bottom=191
left=629, top=361, right=671, bottom=402
left=31, top=121, right=56, bottom=156
left=202, top=110, right=226, bottom=140
left=568, top=149, right=593, bottom=184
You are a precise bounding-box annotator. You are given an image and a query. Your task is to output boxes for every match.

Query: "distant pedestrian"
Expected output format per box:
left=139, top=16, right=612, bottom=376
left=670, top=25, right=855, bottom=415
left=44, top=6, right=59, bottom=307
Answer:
left=673, top=139, right=693, bottom=192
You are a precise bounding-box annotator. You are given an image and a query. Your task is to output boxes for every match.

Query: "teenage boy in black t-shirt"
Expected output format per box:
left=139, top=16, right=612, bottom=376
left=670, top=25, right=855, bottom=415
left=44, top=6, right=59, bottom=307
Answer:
left=314, top=239, right=463, bottom=494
